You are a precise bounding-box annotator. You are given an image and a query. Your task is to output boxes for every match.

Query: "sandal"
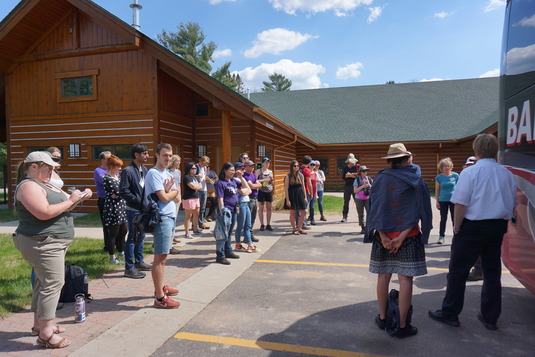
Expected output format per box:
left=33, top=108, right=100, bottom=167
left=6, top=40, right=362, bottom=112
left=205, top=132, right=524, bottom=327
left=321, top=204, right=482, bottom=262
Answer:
left=235, top=244, right=247, bottom=252
left=36, top=334, right=70, bottom=349
left=173, top=238, right=181, bottom=244
left=298, top=230, right=307, bottom=235
left=246, top=245, right=261, bottom=253
left=292, top=230, right=300, bottom=235
left=31, top=326, right=65, bottom=336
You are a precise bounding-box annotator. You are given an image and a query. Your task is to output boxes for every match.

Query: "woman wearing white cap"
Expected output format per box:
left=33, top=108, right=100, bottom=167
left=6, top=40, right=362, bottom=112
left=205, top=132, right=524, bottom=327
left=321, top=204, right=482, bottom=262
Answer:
left=13, top=152, right=92, bottom=348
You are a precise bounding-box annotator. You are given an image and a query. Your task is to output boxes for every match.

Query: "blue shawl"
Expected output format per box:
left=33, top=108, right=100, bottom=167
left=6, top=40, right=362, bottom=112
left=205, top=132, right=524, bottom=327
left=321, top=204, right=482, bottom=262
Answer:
left=366, top=165, right=432, bottom=244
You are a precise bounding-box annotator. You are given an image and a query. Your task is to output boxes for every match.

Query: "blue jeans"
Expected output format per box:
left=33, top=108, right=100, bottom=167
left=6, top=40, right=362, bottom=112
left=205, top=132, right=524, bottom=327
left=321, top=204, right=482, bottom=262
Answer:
left=308, top=196, right=317, bottom=222
left=125, top=210, right=145, bottom=270
left=317, top=190, right=324, bottom=215
left=236, top=202, right=252, bottom=244
left=153, top=216, right=175, bottom=255
left=216, top=211, right=237, bottom=258
left=198, top=190, right=207, bottom=226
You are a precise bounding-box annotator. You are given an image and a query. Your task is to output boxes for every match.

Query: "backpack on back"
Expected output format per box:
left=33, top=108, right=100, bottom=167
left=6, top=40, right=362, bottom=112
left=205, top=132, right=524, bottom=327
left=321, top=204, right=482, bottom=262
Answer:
left=59, top=264, right=92, bottom=303
left=385, top=289, right=412, bottom=336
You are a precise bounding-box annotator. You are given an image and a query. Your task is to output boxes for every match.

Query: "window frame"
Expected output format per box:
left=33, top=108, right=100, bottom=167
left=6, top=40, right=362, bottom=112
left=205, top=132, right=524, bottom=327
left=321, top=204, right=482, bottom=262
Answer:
left=54, top=69, right=99, bottom=103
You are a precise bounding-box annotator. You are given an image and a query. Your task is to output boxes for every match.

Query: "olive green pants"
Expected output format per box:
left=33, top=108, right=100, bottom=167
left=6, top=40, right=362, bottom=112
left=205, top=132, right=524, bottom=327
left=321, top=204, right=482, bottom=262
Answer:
left=13, top=233, right=71, bottom=320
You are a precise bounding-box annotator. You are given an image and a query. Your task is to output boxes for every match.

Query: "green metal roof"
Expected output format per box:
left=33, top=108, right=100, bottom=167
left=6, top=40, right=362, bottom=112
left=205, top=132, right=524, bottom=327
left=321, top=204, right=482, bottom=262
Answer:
left=249, top=77, right=499, bottom=144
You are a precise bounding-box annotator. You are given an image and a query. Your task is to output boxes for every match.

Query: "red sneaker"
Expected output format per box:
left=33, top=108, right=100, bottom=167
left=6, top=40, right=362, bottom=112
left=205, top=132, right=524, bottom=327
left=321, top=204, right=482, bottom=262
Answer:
left=163, top=285, right=179, bottom=296
left=154, top=296, right=180, bottom=309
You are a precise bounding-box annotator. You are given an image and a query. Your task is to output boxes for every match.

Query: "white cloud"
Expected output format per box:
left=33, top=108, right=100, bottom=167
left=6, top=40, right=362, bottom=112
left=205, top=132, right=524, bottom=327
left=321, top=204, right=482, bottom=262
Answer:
left=367, top=6, right=384, bottom=23
left=434, top=11, right=453, bottom=19
left=480, top=68, right=499, bottom=78
left=268, top=0, right=373, bottom=16
left=420, top=78, right=444, bottom=82
left=336, top=62, right=363, bottom=79
left=213, top=48, right=232, bottom=59
left=484, top=0, right=505, bottom=13
left=209, top=0, right=237, bottom=4
left=517, top=14, right=535, bottom=28
left=244, top=28, right=318, bottom=58
left=235, top=59, right=326, bottom=91
left=506, top=43, right=535, bottom=75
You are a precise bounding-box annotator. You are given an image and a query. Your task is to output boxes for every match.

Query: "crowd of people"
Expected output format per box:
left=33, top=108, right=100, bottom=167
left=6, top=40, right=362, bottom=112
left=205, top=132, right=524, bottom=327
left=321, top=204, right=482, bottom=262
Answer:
left=11, top=134, right=516, bottom=348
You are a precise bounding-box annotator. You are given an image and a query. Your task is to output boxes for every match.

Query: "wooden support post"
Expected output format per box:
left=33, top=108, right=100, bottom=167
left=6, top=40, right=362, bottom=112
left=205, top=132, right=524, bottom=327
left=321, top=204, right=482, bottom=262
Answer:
left=222, top=110, right=232, bottom=163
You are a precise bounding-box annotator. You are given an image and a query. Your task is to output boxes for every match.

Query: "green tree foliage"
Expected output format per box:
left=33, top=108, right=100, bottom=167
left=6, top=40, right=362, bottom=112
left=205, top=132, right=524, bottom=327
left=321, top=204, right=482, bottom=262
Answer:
left=211, top=62, right=245, bottom=95
left=261, top=73, right=292, bottom=92
left=157, top=22, right=243, bottom=93
left=386, top=80, right=396, bottom=84
left=157, top=22, right=215, bottom=74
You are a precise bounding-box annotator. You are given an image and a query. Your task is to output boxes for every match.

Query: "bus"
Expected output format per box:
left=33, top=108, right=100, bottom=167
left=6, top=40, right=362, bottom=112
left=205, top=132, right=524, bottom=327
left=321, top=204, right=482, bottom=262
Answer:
left=499, top=0, right=535, bottom=296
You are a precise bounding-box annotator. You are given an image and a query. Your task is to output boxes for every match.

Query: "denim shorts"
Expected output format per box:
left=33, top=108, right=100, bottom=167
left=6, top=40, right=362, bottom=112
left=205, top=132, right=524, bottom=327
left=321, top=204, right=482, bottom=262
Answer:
left=152, top=216, right=175, bottom=255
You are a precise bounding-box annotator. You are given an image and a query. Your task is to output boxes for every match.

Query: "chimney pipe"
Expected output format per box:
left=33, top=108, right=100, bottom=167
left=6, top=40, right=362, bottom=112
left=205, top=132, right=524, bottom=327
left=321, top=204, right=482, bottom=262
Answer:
left=130, top=0, right=142, bottom=30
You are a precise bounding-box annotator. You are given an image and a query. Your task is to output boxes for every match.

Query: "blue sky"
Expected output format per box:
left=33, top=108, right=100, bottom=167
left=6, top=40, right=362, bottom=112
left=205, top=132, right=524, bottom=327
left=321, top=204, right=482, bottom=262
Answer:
left=0, top=0, right=506, bottom=91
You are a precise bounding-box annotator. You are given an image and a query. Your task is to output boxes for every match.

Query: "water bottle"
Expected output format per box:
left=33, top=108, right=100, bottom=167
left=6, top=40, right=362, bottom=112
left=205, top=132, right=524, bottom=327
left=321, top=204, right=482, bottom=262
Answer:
left=74, top=294, right=86, bottom=323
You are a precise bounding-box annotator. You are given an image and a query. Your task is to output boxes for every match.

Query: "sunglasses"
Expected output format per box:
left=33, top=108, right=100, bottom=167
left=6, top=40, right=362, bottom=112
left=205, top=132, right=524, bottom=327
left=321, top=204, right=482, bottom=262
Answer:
left=52, top=157, right=61, bottom=162
left=292, top=164, right=299, bottom=167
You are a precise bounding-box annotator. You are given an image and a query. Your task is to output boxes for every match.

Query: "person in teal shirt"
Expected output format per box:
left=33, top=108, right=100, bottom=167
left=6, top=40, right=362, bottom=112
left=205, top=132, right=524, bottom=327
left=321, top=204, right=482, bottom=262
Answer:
left=435, top=158, right=459, bottom=244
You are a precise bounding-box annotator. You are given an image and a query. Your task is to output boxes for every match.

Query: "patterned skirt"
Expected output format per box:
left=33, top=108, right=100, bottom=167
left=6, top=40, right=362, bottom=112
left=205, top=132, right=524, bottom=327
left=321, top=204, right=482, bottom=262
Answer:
left=369, top=233, right=427, bottom=277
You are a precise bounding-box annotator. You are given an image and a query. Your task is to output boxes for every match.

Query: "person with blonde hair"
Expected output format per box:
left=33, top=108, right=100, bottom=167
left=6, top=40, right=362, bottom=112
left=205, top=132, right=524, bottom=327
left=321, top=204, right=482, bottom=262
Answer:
left=435, top=157, right=459, bottom=244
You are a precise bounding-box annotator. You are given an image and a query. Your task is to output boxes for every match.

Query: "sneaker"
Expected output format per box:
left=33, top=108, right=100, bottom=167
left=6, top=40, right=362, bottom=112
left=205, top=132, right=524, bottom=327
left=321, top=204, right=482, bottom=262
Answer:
left=375, top=314, right=386, bottom=330
left=162, top=284, right=179, bottom=296
left=216, top=258, right=230, bottom=265
left=251, top=236, right=260, bottom=242
left=395, top=324, right=418, bottom=338
left=135, top=262, right=152, bottom=271
left=260, top=225, right=265, bottom=231
left=437, top=236, right=445, bottom=244
left=310, top=221, right=316, bottom=225
left=185, top=233, right=194, bottom=239
left=169, top=247, right=181, bottom=254
left=154, top=296, right=180, bottom=309
left=117, top=252, right=125, bottom=259
left=193, top=229, right=203, bottom=234
left=124, top=268, right=145, bottom=279
left=340, top=217, right=347, bottom=223
left=205, top=217, right=213, bottom=222
left=320, top=215, right=327, bottom=221
left=109, top=257, right=122, bottom=264
left=467, top=270, right=484, bottom=281
left=266, top=225, right=273, bottom=231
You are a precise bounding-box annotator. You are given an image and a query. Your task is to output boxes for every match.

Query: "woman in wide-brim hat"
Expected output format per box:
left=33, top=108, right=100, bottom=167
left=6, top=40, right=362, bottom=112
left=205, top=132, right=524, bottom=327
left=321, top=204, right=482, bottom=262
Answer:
left=366, top=143, right=432, bottom=338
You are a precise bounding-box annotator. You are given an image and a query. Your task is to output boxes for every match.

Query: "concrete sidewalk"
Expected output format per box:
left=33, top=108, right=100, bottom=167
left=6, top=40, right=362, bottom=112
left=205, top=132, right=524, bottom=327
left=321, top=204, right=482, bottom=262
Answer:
left=0, top=195, right=453, bottom=356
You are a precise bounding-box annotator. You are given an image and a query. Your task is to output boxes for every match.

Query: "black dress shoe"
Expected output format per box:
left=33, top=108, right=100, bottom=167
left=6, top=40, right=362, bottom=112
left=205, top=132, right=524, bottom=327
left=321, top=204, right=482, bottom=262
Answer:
left=395, top=324, right=418, bottom=338
left=467, top=271, right=484, bottom=281
left=226, top=253, right=240, bottom=259
left=428, top=309, right=460, bottom=327
left=477, top=313, right=498, bottom=330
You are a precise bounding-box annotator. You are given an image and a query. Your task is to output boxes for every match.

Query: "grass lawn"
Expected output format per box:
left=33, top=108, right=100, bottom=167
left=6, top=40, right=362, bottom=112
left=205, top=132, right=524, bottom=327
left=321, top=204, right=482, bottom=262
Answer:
left=0, top=234, right=150, bottom=318
left=316, top=195, right=344, bottom=215
left=0, top=208, right=17, bottom=222
left=0, top=208, right=103, bottom=227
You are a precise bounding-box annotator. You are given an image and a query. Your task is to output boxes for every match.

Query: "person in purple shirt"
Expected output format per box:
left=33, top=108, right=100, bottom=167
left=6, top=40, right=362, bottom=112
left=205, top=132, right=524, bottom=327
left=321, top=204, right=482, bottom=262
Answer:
left=94, top=151, right=111, bottom=249
left=215, top=162, right=248, bottom=265
left=243, top=160, right=261, bottom=242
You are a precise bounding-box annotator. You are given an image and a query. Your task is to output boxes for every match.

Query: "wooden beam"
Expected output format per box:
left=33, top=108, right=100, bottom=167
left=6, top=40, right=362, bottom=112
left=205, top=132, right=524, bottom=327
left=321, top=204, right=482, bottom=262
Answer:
left=14, top=44, right=140, bottom=63
left=221, top=110, right=232, bottom=163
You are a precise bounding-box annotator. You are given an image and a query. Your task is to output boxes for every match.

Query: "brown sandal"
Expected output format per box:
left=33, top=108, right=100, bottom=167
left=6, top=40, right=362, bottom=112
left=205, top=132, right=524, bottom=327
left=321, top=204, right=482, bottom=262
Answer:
left=36, top=334, right=70, bottom=349
left=31, top=326, right=65, bottom=336
left=298, top=230, right=307, bottom=235
left=292, top=230, right=300, bottom=235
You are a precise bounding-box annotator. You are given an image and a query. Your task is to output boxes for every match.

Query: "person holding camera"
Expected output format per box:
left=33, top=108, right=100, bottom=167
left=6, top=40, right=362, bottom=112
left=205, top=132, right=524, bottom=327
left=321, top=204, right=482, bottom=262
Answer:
left=353, top=165, right=373, bottom=234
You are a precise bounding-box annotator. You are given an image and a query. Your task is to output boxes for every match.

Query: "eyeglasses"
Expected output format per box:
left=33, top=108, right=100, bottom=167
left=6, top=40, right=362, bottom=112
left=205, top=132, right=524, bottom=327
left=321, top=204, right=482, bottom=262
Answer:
left=242, top=157, right=249, bottom=160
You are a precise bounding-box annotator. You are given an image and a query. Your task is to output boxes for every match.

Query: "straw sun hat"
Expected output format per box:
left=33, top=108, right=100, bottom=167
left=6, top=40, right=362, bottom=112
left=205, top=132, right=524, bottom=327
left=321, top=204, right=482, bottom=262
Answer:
left=381, top=143, right=412, bottom=159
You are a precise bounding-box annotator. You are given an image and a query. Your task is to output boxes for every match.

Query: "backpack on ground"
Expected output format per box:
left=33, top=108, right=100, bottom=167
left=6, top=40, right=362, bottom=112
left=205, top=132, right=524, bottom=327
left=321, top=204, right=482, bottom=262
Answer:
left=385, top=289, right=412, bottom=336
left=59, top=264, right=92, bottom=303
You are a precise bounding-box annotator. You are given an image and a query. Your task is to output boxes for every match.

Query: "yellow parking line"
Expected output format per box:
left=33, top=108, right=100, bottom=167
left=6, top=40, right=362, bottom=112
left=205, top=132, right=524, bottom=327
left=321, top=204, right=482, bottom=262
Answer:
left=256, top=259, right=510, bottom=274
left=175, top=332, right=390, bottom=357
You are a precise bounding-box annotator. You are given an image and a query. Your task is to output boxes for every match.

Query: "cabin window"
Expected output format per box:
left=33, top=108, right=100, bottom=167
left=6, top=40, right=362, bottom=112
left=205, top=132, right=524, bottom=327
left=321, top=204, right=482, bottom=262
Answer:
left=257, top=145, right=266, bottom=158
left=195, top=103, right=209, bottom=116
left=92, top=145, right=131, bottom=160
left=55, top=69, right=99, bottom=102
left=197, top=145, right=207, bottom=158
left=61, top=77, right=93, bottom=98
left=69, top=144, right=81, bottom=158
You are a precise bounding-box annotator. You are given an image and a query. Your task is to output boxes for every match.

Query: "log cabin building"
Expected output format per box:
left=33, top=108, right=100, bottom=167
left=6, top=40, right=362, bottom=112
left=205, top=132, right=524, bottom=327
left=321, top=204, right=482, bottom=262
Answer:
left=0, top=0, right=498, bottom=212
